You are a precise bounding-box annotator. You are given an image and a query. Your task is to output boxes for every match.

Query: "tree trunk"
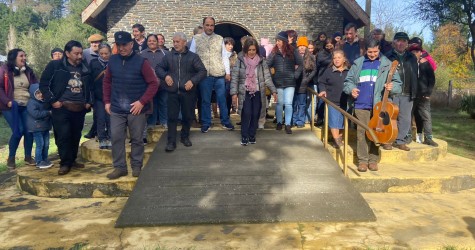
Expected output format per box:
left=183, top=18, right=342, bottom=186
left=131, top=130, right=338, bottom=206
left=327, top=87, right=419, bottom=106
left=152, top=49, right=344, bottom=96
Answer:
left=470, top=23, right=475, bottom=70
left=364, top=0, right=372, bottom=39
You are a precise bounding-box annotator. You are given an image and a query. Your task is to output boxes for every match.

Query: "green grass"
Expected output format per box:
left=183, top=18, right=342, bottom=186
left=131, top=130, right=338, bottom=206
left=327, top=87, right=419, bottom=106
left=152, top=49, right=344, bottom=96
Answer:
left=432, top=107, right=475, bottom=160
left=0, top=112, right=93, bottom=173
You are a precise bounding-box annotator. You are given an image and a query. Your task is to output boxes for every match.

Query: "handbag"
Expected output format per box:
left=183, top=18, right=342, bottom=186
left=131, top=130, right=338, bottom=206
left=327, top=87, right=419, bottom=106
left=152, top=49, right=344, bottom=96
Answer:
left=62, top=101, right=85, bottom=112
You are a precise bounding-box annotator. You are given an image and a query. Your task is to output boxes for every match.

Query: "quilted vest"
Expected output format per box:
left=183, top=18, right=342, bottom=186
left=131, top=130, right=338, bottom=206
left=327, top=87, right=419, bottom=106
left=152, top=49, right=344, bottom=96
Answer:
left=108, top=53, right=148, bottom=114
left=194, top=33, right=225, bottom=77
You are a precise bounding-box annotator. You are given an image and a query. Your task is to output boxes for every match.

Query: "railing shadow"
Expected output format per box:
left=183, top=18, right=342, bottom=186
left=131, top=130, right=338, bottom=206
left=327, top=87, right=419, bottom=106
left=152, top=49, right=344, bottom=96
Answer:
left=307, top=87, right=380, bottom=176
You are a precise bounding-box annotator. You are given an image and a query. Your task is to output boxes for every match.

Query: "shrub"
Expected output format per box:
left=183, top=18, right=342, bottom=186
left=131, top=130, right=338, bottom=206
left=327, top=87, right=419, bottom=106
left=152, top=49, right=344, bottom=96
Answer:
left=460, top=94, right=475, bottom=119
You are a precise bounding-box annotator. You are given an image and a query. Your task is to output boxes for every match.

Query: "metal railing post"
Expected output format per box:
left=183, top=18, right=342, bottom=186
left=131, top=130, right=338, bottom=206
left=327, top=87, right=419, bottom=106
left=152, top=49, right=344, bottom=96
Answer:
left=324, top=103, right=328, bottom=149
left=310, top=94, right=315, bottom=131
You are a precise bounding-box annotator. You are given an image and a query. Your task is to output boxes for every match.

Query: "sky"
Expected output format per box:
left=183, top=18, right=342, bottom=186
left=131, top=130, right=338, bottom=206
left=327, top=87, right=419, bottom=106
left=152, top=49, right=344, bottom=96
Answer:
left=355, top=0, right=433, bottom=42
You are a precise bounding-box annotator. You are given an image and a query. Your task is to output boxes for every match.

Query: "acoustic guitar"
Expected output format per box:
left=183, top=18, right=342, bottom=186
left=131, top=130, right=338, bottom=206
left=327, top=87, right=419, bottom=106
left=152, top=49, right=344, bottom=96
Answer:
left=366, top=60, right=399, bottom=144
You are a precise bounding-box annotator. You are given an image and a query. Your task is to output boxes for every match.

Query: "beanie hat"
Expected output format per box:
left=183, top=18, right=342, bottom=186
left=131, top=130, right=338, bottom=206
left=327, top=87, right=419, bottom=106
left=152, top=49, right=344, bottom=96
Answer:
left=333, top=31, right=342, bottom=39
left=297, top=36, right=309, bottom=47
left=50, top=48, right=63, bottom=58
left=393, top=32, right=409, bottom=41
left=409, top=37, right=423, bottom=46
left=275, top=31, right=288, bottom=43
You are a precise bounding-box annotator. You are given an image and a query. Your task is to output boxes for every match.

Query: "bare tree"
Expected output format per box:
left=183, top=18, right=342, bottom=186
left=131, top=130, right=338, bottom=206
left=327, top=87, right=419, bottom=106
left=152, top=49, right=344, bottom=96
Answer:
left=6, top=24, right=16, bottom=52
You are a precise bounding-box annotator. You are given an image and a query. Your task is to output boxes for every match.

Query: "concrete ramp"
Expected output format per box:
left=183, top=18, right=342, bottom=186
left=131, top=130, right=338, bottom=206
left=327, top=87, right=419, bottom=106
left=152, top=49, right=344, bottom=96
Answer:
left=116, top=130, right=375, bottom=227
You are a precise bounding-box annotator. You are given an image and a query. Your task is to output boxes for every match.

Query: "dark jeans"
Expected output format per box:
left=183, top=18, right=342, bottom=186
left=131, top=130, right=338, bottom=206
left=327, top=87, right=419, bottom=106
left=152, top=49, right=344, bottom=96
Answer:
left=199, top=76, right=231, bottom=127
left=2, top=106, right=33, bottom=158
left=225, top=80, right=233, bottom=114
left=33, top=131, right=50, bottom=164
left=51, top=107, right=86, bottom=167
left=94, top=100, right=111, bottom=141
left=354, top=109, right=379, bottom=164
left=167, top=91, right=196, bottom=143
left=241, top=91, right=262, bottom=138
left=292, top=93, right=307, bottom=126
left=413, top=97, right=433, bottom=136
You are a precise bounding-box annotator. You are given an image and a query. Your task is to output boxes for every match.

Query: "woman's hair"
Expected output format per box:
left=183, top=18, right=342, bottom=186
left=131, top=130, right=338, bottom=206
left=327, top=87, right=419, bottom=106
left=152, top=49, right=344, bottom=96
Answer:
left=98, top=43, right=112, bottom=52
left=271, top=38, right=294, bottom=59
left=243, top=38, right=259, bottom=55
left=7, top=48, right=24, bottom=70
left=147, top=34, right=158, bottom=41
left=330, top=49, right=350, bottom=68
left=302, top=49, right=316, bottom=72
left=7, top=48, right=30, bottom=76
left=224, top=37, right=235, bottom=46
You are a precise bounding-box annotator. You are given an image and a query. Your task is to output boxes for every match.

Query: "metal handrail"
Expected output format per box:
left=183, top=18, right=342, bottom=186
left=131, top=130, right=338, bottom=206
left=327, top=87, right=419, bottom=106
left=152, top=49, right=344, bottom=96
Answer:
left=307, top=87, right=380, bottom=176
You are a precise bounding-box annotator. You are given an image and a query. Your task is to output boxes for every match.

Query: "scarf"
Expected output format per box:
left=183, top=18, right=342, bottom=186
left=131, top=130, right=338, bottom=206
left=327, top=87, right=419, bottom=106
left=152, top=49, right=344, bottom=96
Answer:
left=244, top=55, right=260, bottom=95
left=98, top=57, right=109, bottom=69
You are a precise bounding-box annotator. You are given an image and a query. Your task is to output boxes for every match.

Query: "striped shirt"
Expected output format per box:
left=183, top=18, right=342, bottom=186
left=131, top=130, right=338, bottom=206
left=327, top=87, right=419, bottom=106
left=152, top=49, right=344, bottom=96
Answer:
left=354, top=56, right=381, bottom=110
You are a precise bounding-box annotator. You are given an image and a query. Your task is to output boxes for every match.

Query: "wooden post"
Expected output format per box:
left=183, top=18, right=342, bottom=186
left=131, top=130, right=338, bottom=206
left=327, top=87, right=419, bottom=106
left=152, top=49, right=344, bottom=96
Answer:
left=364, top=0, right=372, bottom=39
left=448, top=80, right=453, bottom=106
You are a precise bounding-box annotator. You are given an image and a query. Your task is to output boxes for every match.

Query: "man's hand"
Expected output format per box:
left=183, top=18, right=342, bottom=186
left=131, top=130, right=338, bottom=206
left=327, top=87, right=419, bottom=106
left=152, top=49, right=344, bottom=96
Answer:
left=52, top=101, right=62, bottom=108
left=130, top=101, right=144, bottom=115
left=351, top=88, right=360, bottom=99
left=318, top=91, right=327, bottom=98
left=85, top=104, right=91, bottom=110
left=225, top=74, right=231, bottom=82
left=184, top=80, right=193, bottom=91
left=273, top=93, right=278, bottom=103
left=385, top=82, right=393, bottom=91
left=165, top=75, right=174, bottom=86
left=105, top=103, right=111, bottom=115
left=7, top=101, right=12, bottom=108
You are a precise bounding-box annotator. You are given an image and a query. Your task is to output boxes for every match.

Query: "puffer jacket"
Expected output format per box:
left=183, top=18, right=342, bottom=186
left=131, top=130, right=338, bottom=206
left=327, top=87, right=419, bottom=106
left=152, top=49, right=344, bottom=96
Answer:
left=26, top=84, right=52, bottom=132
left=230, top=55, right=277, bottom=115
left=156, top=47, right=207, bottom=93
left=266, top=49, right=303, bottom=88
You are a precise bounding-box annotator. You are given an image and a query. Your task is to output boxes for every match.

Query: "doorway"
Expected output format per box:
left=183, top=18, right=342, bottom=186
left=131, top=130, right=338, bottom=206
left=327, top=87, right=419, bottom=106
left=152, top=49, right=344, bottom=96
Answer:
left=215, top=22, right=253, bottom=53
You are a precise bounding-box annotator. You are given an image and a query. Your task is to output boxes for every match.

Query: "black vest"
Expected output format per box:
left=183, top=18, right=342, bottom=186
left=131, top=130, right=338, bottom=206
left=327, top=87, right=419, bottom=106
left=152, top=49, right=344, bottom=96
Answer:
left=108, top=53, right=148, bottom=114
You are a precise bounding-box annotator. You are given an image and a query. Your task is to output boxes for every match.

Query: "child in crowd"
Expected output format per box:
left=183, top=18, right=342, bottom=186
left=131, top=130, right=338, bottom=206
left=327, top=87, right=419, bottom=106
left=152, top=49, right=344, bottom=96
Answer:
left=26, top=84, right=53, bottom=169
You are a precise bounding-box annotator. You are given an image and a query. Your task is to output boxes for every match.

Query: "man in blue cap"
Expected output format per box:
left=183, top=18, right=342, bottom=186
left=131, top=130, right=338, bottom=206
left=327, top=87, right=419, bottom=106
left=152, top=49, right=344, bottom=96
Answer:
left=103, top=31, right=159, bottom=179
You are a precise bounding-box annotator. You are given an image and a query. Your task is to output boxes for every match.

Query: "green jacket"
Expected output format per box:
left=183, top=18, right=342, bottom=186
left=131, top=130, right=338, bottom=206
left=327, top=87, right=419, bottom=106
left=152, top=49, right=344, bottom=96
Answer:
left=343, top=54, right=402, bottom=107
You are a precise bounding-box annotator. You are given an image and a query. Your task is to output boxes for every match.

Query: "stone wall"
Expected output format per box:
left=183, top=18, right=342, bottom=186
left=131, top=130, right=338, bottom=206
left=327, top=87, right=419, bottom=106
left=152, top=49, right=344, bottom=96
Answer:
left=106, top=0, right=347, bottom=46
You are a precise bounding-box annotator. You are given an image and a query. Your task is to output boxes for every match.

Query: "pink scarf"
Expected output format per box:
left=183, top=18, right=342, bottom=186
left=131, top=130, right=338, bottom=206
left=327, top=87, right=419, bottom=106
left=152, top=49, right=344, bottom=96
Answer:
left=244, top=55, right=260, bottom=95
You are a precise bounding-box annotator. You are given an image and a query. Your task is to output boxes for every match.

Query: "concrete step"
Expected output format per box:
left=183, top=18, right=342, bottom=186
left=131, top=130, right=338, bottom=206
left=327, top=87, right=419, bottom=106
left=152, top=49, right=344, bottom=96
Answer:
left=16, top=152, right=475, bottom=198
left=311, top=126, right=448, bottom=165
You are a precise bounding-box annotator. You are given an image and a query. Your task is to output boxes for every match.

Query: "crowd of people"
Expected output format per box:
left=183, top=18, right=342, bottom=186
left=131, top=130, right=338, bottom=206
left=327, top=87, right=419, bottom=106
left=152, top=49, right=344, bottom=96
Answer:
left=0, top=16, right=439, bottom=178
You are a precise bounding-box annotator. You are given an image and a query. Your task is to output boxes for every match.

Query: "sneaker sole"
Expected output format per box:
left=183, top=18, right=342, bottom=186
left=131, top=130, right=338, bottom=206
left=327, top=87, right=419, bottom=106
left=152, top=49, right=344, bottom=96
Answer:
left=38, top=164, right=53, bottom=169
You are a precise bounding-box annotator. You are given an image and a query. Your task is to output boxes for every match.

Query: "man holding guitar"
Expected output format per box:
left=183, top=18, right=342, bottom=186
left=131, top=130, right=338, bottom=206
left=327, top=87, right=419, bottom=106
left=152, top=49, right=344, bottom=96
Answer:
left=343, top=38, right=402, bottom=172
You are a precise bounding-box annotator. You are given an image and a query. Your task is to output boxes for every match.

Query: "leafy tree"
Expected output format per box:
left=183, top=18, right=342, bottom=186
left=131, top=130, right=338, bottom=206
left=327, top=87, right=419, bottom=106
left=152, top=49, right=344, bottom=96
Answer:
left=413, top=0, right=475, bottom=68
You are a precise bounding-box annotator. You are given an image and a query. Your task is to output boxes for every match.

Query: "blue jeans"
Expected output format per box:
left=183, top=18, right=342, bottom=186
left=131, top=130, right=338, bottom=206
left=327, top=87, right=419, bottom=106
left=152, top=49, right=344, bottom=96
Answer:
left=276, top=87, right=295, bottom=126
left=199, top=76, right=231, bottom=127
left=292, top=93, right=307, bottom=126
left=33, top=131, right=50, bottom=164
left=94, top=100, right=111, bottom=141
left=2, top=106, right=33, bottom=158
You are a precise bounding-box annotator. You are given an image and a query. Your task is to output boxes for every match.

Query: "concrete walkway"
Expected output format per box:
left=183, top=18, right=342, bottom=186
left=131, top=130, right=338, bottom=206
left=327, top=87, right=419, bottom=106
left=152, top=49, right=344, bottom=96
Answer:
left=1, top=180, right=474, bottom=249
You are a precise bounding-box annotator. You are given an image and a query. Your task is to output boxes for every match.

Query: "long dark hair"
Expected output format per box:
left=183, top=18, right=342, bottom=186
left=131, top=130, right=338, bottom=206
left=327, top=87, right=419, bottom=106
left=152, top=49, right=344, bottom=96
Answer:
left=271, top=39, right=294, bottom=59
left=302, top=49, right=316, bottom=72
left=7, top=48, right=29, bottom=76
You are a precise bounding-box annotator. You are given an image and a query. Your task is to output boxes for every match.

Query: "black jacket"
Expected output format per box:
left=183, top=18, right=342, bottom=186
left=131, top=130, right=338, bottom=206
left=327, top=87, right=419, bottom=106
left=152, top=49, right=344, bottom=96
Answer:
left=39, top=57, right=93, bottom=105
left=417, top=61, right=435, bottom=97
left=266, top=49, right=303, bottom=88
left=385, top=49, right=419, bottom=99
left=89, top=58, right=107, bottom=101
left=318, top=66, right=349, bottom=106
left=155, top=47, right=207, bottom=93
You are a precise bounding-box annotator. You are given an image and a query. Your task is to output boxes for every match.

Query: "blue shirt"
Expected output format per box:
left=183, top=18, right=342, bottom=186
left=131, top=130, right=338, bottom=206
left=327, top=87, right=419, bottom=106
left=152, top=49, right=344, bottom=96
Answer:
left=354, top=56, right=381, bottom=110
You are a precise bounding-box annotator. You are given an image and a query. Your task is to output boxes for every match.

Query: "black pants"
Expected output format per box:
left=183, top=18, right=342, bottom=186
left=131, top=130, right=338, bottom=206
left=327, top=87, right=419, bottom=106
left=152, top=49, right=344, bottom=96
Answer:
left=51, top=107, right=86, bottom=167
left=241, top=91, right=262, bottom=138
left=167, top=91, right=196, bottom=143
left=413, top=97, right=433, bottom=135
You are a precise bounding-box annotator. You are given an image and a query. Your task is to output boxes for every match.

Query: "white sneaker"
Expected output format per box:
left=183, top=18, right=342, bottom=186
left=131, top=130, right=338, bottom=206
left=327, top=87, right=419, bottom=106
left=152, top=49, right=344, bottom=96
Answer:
left=416, top=133, right=423, bottom=144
